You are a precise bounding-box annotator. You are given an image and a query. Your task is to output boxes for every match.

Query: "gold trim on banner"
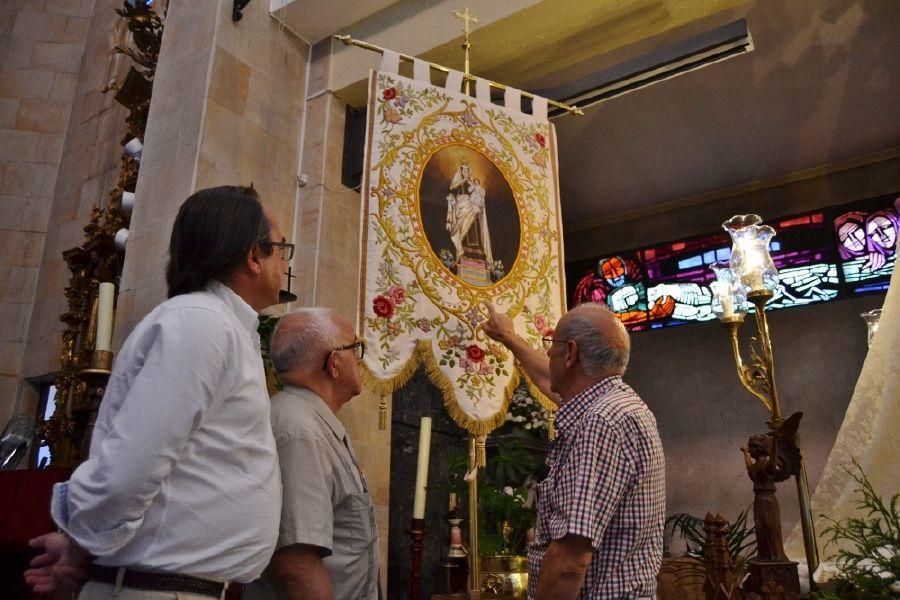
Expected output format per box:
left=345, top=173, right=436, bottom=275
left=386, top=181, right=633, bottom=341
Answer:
left=359, top=70, right=565, bottom=438
left=360, top=339, right=523, bottom=436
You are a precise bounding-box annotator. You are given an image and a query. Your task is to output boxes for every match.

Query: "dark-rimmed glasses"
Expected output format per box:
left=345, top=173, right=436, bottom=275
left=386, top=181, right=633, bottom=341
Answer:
left=541, top=336, right=567, bottom=350
left=322, top=339, right=366, bottom=370
left=263, top=240, right=295, bottom=261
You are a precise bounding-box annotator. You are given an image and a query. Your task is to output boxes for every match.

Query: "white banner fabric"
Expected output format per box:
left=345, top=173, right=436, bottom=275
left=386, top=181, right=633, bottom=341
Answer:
left=358, top=70, right=566, bottom=434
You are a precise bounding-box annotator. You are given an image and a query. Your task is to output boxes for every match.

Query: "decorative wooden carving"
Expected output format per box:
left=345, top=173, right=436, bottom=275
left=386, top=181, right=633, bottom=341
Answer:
left=40, top=0, right=165, bottom=466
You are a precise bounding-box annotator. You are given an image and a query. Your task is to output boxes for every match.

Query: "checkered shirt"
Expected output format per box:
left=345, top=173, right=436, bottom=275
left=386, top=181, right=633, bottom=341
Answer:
left=528, top=376, right=665, bottom=599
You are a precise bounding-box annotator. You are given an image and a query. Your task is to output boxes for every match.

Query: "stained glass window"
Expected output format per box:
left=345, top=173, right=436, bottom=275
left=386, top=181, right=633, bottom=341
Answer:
left=764, top=212, right=839, bottom=310
left=568, top=193, right=897, bottom=331
left=834, top=195, right=899, bottom=294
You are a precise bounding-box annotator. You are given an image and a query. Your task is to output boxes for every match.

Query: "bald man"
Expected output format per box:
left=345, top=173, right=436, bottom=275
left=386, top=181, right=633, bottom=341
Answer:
left=251, top=308, right=380, bottom=600
left=483, top=302, right=665, bottom=600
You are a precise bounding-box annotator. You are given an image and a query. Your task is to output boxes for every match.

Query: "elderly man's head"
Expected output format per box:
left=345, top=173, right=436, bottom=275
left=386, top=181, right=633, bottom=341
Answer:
left=547, top=303, right=630, bottom=398
left=271, top=308, right=363, bottom=408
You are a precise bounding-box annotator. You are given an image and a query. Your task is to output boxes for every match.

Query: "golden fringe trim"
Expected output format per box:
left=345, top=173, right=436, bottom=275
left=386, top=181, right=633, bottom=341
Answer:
left=361, top=339, right=523, bottom=437
left=523, top=377, right=557, bottom=440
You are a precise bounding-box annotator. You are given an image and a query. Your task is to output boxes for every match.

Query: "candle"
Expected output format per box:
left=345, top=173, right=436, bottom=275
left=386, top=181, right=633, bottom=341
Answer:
left=412, top=416, right=432, bottom=519
left=745, top=269, right=764, bottom=292
left=720, top=295, right=734, bottom=318
left=96, top=282, right=115, bottom=352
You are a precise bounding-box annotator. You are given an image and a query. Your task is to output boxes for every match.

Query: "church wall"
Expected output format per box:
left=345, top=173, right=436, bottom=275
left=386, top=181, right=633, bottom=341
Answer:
left=295, top=39, right=393, bottom=587
left=112, top=0, right=219, bottom=337
left=563, top=155, right=900, bottom=550
left=3, top=0, right=132, bottom=426
left=115, top=0, right=308, bottom=337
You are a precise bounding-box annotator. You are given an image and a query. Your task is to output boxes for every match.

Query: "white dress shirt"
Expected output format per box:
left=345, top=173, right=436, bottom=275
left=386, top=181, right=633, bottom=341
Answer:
left=51, top=282, right=281, bottom=583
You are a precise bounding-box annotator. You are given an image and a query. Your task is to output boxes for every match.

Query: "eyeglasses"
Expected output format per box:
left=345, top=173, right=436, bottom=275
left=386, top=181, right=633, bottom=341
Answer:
left=541, top=336, right=567, bottom=350
left=322, top=339, right=366, bottom=370
left=262, top=240, right=295, bottom=261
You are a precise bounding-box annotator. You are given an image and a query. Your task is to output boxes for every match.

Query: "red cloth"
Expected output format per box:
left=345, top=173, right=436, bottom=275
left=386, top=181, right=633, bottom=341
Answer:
left=0, top=469, right=71, bottom=552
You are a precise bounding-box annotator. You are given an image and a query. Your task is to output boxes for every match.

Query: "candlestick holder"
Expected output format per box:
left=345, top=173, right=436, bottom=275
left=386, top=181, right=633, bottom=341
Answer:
left=409, top=517, right=426, bottom=600
left=78, top=350, right=114, bottom=385
left=713, top=215, right=819, bottom=591
left=75, top=349, right=114, bottom=460
left=444, top=515, right=469, bottom=594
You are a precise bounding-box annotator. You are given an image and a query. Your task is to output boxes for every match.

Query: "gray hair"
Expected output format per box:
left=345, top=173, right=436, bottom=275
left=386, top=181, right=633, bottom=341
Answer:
left=556, top=303, right=630, bottom=375
left=271, top=308, right=341, bottom=375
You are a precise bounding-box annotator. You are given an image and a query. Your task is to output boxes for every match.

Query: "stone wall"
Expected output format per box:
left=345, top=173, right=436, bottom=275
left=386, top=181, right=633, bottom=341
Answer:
left=1, top=0, right=125, bottom=426
left=563, top=155, right=900, bottom=550
left=115, top=0, right=308, bottom=337
left=295, top=38, right=393, bottom=588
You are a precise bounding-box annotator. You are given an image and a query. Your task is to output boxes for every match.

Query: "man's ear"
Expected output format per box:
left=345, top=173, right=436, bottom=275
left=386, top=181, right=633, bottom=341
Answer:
left=324, top=352, right=339, bottom=379
left=245, top=243, right=263, bottom=275
left=564, top=340, right=579, bottom=368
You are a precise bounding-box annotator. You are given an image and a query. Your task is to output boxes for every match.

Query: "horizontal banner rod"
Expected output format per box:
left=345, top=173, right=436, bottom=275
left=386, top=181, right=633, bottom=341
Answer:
left=333, top=34, right=583, bottom=117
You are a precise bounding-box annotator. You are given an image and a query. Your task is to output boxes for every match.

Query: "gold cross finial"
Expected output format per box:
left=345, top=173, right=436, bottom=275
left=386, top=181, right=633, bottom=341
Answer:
left=452, top=6, right=480, bottom=36
left=452, top=7, right=479, bottom=87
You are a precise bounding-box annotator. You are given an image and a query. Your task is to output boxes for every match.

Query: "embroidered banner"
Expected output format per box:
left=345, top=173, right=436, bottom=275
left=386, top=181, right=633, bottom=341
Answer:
left=358, top=70, right=565, bottom=435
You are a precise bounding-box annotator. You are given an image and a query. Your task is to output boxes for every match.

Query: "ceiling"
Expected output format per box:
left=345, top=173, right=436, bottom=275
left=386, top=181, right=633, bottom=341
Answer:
left=274, top=0, right=900, bottom=230
left=544, top=0, right=900, bottom=231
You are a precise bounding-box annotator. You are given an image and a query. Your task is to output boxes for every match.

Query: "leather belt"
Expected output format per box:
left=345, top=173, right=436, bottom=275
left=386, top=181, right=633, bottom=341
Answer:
left=90, top=565, right=245, bottom=600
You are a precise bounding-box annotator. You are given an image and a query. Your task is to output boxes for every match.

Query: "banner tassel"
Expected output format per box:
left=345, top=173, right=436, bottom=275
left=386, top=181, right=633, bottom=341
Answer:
left=378, top=394, right=388, bottom=430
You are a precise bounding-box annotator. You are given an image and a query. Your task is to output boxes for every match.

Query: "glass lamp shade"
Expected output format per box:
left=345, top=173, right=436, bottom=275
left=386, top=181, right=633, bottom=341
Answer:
left=723, top=214, right=779, bottom=294
left=710, top=261, right=748, bottom=320
left=860, top=308, right=882, bottom=348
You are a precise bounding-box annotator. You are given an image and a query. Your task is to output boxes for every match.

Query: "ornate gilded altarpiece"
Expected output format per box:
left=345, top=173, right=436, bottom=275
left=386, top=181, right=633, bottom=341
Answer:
left=358, top=69, right=566, bottom=435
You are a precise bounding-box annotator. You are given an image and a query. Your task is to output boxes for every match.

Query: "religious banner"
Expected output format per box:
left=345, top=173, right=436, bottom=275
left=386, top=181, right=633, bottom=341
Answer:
left=358, top=67, right=565, bottom=435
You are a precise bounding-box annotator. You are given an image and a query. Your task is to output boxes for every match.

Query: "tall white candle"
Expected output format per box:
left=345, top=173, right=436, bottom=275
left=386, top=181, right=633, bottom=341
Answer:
left=412, top=416, right=432, bottom=519
left=96, top=282, right=115, bottom=352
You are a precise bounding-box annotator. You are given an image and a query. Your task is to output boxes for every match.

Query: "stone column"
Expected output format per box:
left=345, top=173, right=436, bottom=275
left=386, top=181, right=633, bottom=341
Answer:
left=116, top=0, right=308, bottom=337
left=297, top=38, right=392, bottom=589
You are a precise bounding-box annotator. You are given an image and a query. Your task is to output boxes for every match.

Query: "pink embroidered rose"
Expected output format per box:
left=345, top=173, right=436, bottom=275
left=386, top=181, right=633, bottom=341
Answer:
left=533, top=314, right=547, bottom=331
left=383, top=87, right=397, bottom=100
left=384, top=108, right=402, bottom=124
left=373, top=295, right=395, bottom=319
left=388, top=285, right=406, bottom=305
left=466, top=344, right=486, bottom=363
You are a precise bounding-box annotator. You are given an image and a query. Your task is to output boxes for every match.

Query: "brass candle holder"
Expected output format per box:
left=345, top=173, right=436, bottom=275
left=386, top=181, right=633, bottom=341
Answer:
left=75, top=349, right=114, bottom=459
left=712, top=215, right=820, bottom=588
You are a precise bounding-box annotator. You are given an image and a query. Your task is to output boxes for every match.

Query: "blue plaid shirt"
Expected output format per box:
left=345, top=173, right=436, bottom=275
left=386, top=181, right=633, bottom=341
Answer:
left=528, top=376, right=665, bottom=599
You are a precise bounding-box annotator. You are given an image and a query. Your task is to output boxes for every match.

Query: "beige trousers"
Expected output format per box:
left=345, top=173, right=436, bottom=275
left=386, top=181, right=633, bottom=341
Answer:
left=78, top=580, right=218, bottom=600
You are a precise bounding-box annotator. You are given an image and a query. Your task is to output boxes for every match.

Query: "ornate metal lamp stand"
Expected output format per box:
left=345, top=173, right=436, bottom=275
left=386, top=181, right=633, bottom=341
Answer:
left=711, top=215, right=819, bottom=592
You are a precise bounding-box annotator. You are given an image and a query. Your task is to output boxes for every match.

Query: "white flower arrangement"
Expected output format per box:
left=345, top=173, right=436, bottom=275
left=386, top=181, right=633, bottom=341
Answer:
left=505, top=383, right=548, bottom=432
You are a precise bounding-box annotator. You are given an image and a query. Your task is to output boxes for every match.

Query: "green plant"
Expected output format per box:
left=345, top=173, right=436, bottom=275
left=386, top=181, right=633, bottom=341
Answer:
left=257, top=315, right=282, bottom=395
left=810, top=460, right=900, bottom=600
left=441, top=436, right=543, bottom=556
left=665, top=506, right=757, bottom=571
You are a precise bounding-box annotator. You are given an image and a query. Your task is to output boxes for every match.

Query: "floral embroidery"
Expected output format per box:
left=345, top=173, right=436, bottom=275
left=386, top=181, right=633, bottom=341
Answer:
left=361, top=71, right=564, bottom=429
left=466, top=344, right=486, bottom=362
left=373, top=295, right=395, bottom=319
left=388, top=285, right=406, bottom=305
